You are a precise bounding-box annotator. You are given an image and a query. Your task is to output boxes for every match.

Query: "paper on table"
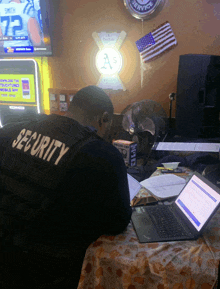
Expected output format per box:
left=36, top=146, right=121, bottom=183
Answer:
left=155, top=142, right=220, bottom=152
left=140, top=174, right=186, bottom=199
left=156, top=142, right=196, bottom=151
left=127, top=174, right=142, bottom=201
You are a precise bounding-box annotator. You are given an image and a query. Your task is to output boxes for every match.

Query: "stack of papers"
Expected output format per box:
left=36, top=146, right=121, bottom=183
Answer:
left=127, top=173, right=187, bottom=201
left=140, top=174, right=186, bottom=199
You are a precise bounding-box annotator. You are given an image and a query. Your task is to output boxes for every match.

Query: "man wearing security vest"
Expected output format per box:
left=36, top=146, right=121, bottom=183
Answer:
left=0, top=85, right=132, bottom=289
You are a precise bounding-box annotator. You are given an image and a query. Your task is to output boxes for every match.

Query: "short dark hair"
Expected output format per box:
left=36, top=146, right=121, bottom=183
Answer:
left=68, top=86, right=114, bottom=119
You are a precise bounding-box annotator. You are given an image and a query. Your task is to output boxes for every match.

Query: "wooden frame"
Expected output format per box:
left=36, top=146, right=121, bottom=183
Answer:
left=48, top=88, right=79, bottom=116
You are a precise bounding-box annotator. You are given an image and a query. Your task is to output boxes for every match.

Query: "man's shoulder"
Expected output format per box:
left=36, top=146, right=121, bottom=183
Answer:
left=81, top=138, right=120, bottom=152
left=80, top=139, right=124, bottom=164
left=0, top=113, right=47, bottom=133
left=0, top=114, right=72, bottom=132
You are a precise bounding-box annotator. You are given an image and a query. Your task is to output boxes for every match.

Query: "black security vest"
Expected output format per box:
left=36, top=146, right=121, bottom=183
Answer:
left=1, top=114, right=100, bottom=245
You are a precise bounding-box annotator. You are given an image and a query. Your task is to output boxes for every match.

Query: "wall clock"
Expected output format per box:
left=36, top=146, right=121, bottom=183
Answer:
left=124, top=0, right=164, bottom=20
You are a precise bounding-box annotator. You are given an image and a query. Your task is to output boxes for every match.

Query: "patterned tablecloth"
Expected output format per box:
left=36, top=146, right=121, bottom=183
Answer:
left=78, top=169, right=220, bottom=289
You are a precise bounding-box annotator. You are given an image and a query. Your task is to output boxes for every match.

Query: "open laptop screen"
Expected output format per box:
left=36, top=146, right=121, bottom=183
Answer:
left=175, top=174, right=220, bottom=232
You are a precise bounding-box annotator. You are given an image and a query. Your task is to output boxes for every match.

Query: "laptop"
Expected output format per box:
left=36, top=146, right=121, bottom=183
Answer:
left=131, top=171, right=220, bottom=243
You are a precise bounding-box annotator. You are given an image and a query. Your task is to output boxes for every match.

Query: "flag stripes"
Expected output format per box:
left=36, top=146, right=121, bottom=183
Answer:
left=137, top=21, right=177, bottom=63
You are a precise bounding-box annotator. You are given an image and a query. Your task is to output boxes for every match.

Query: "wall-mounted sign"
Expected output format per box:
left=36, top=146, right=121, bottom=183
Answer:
left=124, top=0, right=164, bottom=20
left=59, top=102, right=68, bottom=112
left=96, top=48, right=123, bottom=76
left=59, top=94, right=66, bottom=102
left=92, top=31, right=126, bottom=91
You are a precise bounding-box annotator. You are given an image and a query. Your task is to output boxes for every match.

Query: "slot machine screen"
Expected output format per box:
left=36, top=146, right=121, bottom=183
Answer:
left=0, top=59, right=41, bottom=126
left=0, top=74, right=36, bottom=103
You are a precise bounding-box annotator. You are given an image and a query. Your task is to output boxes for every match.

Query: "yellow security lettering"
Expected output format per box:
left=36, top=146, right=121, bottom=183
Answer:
left=12, top=129, right=26, bottom=148
left=43, top=139, right=55, bottom=160
left=24, top=132, right=37, bottom=152
left=54, top=143, right=70, bottom=165
left=34, top=136, right=47, bottom=157
left=46, top=140, right=62, bottom=162
left=37, top=136, right=51, bottom=158
left=30, top=134, right=42, bottom=156
left=16, top=130, right=32, bottom=150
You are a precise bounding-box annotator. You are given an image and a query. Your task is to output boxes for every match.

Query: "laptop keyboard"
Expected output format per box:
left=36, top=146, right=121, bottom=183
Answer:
left=146, top=205, right=191, bottom=238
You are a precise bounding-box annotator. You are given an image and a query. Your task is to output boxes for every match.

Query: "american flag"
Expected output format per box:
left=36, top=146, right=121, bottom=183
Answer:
left=135, top=21, right=178, bottom=63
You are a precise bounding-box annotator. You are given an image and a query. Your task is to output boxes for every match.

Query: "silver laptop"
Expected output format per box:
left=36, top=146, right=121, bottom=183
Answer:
left=132, top=171, right=220, bottom=243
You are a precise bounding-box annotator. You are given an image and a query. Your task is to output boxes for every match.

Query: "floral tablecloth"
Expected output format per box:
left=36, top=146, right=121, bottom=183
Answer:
left=78, top=169, right=220, bottom=289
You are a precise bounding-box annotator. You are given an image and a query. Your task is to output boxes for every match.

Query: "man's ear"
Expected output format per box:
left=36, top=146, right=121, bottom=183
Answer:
left=102, top=111, right=109, bottom=123
left=97, top=112, right=109, bottom=127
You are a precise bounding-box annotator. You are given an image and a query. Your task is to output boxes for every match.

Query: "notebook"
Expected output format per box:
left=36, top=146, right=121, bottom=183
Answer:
left=131, top=172, right=220, bottom=243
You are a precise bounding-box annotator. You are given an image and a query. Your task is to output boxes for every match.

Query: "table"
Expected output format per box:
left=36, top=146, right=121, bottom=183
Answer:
left=77, top=169, right=220, bottom=289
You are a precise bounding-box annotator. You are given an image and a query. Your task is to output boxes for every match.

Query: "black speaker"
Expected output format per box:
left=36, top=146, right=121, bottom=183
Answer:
left=176, top=54, right=220, bottom=138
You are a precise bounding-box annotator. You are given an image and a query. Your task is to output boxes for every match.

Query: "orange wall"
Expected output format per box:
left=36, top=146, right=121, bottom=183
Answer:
left=48, top=0, right=220, bottom=116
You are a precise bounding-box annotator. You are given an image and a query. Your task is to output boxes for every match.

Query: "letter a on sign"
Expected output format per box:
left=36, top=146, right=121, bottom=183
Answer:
left=92, top=31, right=127, bottom=91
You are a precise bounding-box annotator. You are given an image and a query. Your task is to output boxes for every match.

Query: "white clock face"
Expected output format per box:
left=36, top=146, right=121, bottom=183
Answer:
left=96, top=48, right=122, bottom=76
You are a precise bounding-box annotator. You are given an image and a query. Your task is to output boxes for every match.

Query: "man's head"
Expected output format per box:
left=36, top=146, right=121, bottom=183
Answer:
left=66, top=86, right=114, bottom=139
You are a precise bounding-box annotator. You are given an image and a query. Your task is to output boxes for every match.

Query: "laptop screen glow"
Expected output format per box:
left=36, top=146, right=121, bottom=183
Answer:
left=175, top=175, right=220, bottom=231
